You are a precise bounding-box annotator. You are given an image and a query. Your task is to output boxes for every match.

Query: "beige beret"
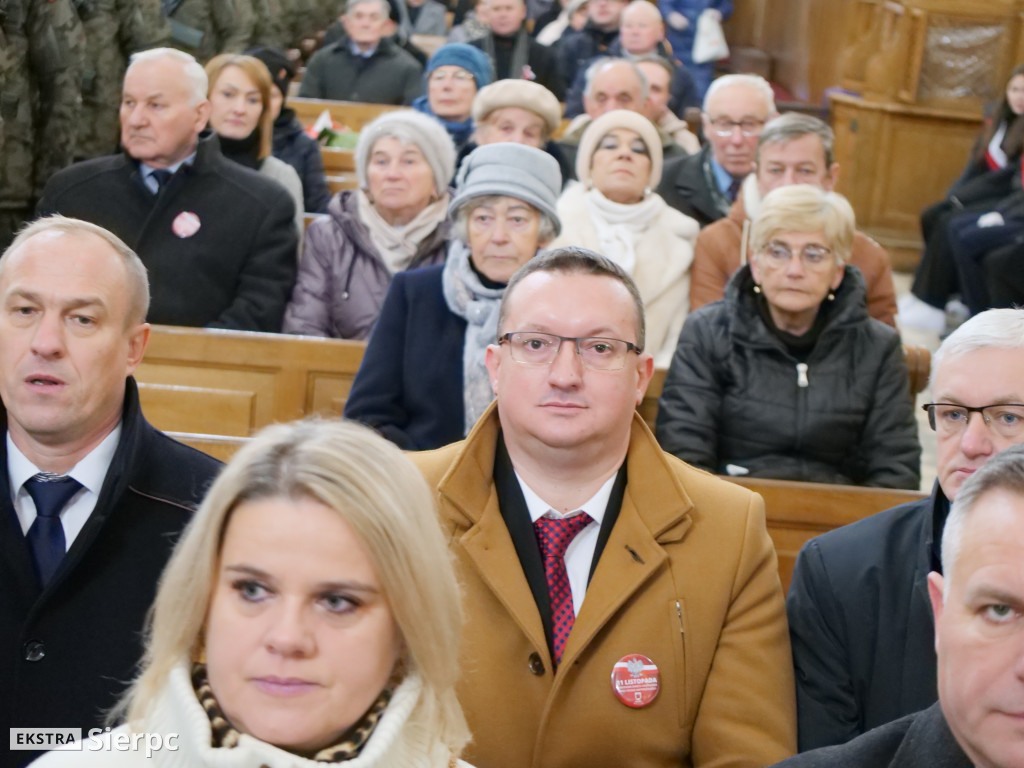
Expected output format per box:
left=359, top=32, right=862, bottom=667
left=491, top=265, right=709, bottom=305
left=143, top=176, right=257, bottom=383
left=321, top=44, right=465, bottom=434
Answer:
left=471, top=80, right=563, bottom=134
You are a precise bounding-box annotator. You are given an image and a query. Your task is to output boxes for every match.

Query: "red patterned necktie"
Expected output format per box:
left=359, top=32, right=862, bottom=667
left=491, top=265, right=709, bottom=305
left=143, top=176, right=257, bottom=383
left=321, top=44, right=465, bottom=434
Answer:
left=533, top=513, right=593, bottom=666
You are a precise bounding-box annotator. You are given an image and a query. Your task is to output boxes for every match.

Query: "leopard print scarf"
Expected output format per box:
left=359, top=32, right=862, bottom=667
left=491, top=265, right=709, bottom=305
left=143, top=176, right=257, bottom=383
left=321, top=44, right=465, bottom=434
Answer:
left=191, top=662, right=392, bottom=761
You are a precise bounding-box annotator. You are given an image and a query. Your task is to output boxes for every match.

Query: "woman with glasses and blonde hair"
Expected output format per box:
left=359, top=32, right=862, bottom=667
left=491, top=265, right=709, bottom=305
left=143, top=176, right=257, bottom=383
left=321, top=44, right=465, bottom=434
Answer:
left=344, top=143, right=562, bottom=450
left=656, top=184, right=921, bottom=488
left=33, top=419, right=473, bottom=767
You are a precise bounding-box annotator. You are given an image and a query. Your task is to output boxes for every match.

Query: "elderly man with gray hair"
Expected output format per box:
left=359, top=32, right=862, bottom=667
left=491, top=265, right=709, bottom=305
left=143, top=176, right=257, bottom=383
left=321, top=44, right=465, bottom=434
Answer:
left=299, top=0, right=423, bottom=103
left=658, top=72, right=778, bottom=226
left=37, top=47, right=298, bottom=332
left=773, top=441, right=1024, bottom=768
left=690, top=112, right=898, bottom=326
left=786, top=307, right=1024, bottom=752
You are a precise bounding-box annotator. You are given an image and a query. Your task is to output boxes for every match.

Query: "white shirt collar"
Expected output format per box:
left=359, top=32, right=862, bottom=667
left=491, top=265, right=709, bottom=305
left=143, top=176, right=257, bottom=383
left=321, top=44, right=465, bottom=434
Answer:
left=515, top=469, right=619, bottom=524
left=8, top=424, right=122, bottom=496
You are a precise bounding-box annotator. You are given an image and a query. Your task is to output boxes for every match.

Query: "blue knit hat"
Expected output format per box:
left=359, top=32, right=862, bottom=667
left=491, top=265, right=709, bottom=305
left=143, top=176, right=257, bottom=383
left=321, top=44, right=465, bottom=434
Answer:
left=424, top=43, right=493, bottom=90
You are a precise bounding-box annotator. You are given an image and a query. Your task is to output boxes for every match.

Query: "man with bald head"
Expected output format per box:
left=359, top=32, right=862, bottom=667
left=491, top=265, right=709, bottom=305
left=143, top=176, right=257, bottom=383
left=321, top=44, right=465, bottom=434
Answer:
left=0, top=217, right=220, bottom=768
left=564, top=0, right=699, bottom=117
left=38, top=47, right=298, bottom=332
left=658, top=73, right=777, bottom=227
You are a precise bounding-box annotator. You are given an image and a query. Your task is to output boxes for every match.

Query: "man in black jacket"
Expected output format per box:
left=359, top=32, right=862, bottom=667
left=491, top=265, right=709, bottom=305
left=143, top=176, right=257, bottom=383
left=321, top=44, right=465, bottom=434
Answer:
left=774, top=443, right=1024, bottom=768
left=470, top=0, right=565, bottom=99
left=657, top=73, right=776, bottom=227
left=37, top=47, right=298, bottom=332
left=786, top=308, right=1024, bottom=752
left=0, top=216, right=222, bottom=768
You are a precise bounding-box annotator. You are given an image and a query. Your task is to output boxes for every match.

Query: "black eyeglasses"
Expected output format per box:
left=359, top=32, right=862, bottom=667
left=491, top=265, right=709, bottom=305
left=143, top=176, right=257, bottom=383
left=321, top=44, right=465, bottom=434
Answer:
left=922, top=402, right=1024, bottom=438
left=498, top=332, right=642, bottom=371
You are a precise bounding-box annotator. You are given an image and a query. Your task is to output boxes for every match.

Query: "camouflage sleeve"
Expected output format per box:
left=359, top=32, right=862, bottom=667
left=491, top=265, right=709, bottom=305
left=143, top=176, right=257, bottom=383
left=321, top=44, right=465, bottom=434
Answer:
left=118, top=0, right=171, bottom=51
left=28, top=0, right=84, bottom=199
left=212, top=0, right=249, bottom=52
left=251, top=0, right=287, bottom=49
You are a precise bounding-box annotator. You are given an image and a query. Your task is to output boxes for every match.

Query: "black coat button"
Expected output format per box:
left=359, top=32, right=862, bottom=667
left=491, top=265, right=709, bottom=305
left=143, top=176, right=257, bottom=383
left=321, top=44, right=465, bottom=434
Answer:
left=24, top=640, right=45, bottom=662
left=528, top=652, right=545, bottom=676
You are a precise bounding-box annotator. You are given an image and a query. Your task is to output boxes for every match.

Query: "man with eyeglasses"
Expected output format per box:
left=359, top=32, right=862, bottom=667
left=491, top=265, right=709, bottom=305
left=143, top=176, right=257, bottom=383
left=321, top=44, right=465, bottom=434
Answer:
left=690, top=112, right=898, bottom=327
left=413, top=246, right=797, bottom=768
left=658, top=73, right=777, bottom=227
left=786, top=307, right=1024, bottom=752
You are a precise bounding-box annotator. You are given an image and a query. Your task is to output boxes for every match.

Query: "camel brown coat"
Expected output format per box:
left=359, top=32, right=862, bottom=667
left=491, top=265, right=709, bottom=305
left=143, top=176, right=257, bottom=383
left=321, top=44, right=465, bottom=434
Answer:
left=412, top=405, right=797, bottom=768
left=690, top=183, right=898, bottom=327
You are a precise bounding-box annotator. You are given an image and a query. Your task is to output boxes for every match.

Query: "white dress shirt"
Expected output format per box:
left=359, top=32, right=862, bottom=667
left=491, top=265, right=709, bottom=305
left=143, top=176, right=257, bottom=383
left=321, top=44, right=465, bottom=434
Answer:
left=8, top=425, right=122, bottom=550
left=516, top=470, right=619, bottom=617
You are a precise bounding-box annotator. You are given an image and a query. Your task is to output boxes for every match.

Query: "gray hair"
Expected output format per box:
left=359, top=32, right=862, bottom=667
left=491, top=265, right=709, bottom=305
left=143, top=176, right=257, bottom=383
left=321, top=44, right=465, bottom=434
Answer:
left=632, top=53, right=674, bottom=81
left=127, top=47, right=208, bottom=106
left=930, top=309, right=1024, bottom=390
left=452, top=195, right=558, bottom=245
left=941, top=443, right=1024, bottom=596
left=703, top=73, right=776, bottom=115
left=583, top=57, right=649, bottom=102
left=498, top=246, right=646, bottom=351
left=346, top=0, right=391, bottom=17
left=749, top=184, right=854, bottom=264
left=757, top=112, right=835, bottom=167
left=3, top=216, right=150, bottom=326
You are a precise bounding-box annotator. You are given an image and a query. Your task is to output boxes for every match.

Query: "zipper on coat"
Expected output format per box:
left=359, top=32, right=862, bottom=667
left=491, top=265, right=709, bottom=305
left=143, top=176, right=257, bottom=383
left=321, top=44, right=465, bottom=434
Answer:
left=796, top=362, right=809, bottom=387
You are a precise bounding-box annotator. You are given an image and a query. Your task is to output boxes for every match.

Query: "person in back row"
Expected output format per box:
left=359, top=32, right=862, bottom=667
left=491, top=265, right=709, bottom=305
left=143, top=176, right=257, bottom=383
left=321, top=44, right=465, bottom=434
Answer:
left=691, top=112, right=897, bottom=326
left=299, top=0, right=423, bottom=104
left=657, top=184, right=920, bottom=488
left=413, top=43, right=495, bottom=152
left=658, top=73, right=777, bottom=227
left=283, top=110, right=456, bottom=340
left=786, top=307, right=1024, bottom=751
left=411, top=246, right=796, bottom=768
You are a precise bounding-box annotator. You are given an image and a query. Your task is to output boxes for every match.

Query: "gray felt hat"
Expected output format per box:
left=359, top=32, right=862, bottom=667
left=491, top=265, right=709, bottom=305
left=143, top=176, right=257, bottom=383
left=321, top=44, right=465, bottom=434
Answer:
left=450, top=143, right=563, bottom=236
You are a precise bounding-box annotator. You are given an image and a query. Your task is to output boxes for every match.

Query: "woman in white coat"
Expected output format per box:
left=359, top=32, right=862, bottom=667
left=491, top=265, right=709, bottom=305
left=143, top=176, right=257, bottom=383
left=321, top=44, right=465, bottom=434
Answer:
left=550, top=109, right=700, bottom=365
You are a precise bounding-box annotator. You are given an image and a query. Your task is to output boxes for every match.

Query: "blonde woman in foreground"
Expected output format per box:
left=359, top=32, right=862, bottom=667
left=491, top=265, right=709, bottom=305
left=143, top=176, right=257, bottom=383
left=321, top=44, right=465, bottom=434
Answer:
left=33, top=420, right=472, bottom=768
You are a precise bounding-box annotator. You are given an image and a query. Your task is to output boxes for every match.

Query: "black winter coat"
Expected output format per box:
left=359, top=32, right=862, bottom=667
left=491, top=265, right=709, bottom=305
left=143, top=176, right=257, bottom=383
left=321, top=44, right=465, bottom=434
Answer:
left=786, top=488, right=944, bottom=752
left=0, top=380, right=222, bottom=768
left=272, top=108, right=331, bottom=213
left=656, top=264, right=921, bottom=488
left=37, top=133, right=298, bottom=332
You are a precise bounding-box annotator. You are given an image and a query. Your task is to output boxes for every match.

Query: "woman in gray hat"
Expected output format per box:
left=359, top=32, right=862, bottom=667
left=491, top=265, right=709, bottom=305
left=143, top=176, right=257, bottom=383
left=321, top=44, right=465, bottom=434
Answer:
left=344, top=143, right=562, bottom=450
left=282, top=110, right=457, bottom=340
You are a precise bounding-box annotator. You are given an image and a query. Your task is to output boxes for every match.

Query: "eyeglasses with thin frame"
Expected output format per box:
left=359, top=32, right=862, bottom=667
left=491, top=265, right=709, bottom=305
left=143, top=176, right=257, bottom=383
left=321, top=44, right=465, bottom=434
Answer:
left=707, top=117, right=765, bottom=138
left=922, top=402, right=1024, bottom=439
left=760, top=240, right=835, bottom=269
left=498, top=331, right=642, bottom=371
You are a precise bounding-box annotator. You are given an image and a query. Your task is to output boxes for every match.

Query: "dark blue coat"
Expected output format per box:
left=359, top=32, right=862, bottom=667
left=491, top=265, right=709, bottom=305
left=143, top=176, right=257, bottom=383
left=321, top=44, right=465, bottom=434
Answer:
left=0, top=380, right=222, bottom=768
left=344, top=265, right=468, bottom=450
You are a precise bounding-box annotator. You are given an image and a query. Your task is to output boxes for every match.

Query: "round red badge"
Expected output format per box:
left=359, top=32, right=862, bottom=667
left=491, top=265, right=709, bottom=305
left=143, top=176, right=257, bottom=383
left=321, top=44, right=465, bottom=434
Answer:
left=610, top=654, right=660, bottom=708
left=172, top=211, right=201, bottom=238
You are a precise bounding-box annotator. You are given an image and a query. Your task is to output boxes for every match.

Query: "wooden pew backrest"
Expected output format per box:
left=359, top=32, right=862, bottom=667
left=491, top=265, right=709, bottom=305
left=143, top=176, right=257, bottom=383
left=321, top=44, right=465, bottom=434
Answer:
left=289, top=97, right=402, bottom=131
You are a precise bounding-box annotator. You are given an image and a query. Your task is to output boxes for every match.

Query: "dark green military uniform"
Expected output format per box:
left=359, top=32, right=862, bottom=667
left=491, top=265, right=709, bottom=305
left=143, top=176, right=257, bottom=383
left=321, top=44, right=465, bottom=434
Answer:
left=75, top=0, right=170, bottom=160
left=165, top=0, right=246, bottom=61
left=0, top=0, right=84, bottom=248
left=249, top=0, right=286, bottom=48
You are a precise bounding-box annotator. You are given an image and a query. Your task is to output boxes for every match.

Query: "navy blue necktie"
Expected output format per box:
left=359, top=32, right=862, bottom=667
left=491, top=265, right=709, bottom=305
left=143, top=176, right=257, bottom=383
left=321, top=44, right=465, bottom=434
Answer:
left=727, top=177, right=742, bottom=202
left=24, top=474, right=82, bottom=587
left=150, top=169, right=173, bottom=193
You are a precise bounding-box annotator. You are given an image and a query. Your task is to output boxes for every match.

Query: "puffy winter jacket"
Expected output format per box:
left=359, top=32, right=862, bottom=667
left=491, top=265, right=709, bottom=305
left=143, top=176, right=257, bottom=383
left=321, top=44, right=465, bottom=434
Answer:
left=655, top=264, right=921, bottom=488
left=272, top=107, right=330, bottom=213
left=282, top=190, right=450, bottom=339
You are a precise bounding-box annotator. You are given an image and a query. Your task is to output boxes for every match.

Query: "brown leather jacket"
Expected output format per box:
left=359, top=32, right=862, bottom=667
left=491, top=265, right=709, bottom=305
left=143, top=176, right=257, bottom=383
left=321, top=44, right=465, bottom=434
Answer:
left=691, top=189, right=898, bottom=327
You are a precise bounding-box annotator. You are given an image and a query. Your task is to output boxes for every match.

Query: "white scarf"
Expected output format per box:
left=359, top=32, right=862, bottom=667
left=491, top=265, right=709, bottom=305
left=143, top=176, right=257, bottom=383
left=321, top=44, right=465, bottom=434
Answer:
left=582, top=187, right=665, bottom=275
left=441, top=240, right=507, bottom=435
left=357, top=189, right=450, bottom=273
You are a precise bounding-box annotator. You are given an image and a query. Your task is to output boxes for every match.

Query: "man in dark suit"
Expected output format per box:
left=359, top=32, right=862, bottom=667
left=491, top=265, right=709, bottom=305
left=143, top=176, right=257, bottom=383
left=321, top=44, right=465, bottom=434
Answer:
left=0, top=216, right=222, bottom=768
left=657, top=73, right=776, bottom=227
left=471, top=0, right=565, bottom=99
left=773, top=443, right=1024, bottom=768
left=38, top=47, right=297, bottom=332
left=786, top=308, right=1024, bottom=752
